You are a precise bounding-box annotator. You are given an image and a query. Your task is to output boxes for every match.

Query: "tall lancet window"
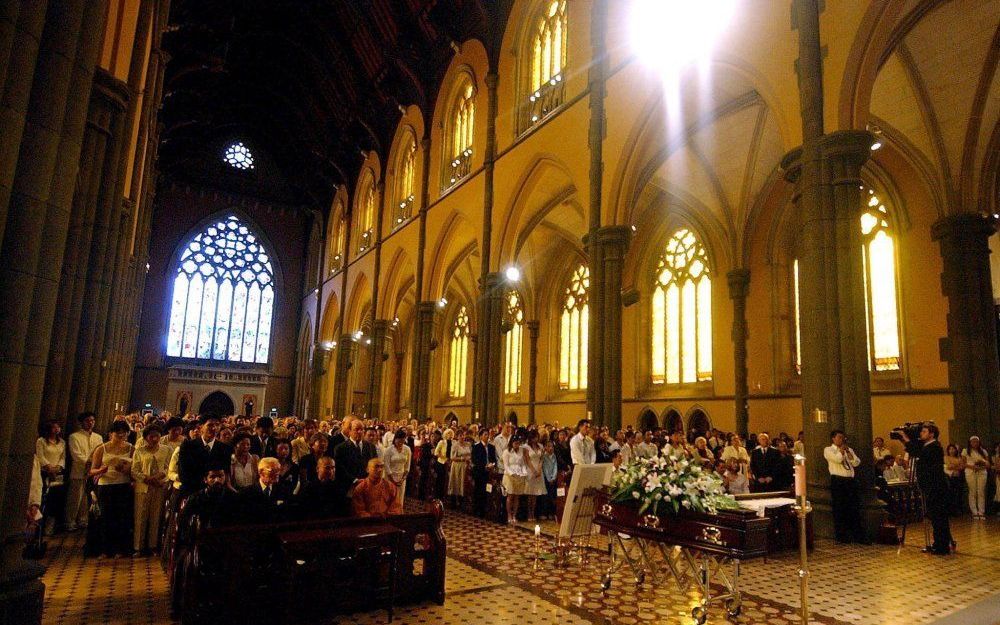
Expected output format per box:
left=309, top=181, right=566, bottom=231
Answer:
left=523, top=0, right=567, bottom=129
left=166, top=215, right=275, bottom=364
left=651, top=228, right=712, bottom=385
left=559, top=264, right=589, bottom=390
left=504, top=290, right=525, bottom=394
left=446, top=77, right=475, bottom=188
left=394, top=133, right=417, bottom=226
left=357, top=172, right=376, bottom=253
left=791, top=188, right=902, bottom=373
left=448, top=305, right=470, bottom=398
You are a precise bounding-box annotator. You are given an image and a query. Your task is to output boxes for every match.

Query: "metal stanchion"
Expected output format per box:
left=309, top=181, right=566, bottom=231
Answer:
left=793, top=454, right=812, bottom=625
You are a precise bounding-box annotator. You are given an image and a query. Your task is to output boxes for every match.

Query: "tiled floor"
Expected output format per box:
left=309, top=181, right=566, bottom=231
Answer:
left=39, top=512, right=1000, bottom=625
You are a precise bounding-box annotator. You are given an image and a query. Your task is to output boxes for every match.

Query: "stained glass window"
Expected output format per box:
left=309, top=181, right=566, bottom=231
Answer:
left=559, top=264, right=589, bottom=390
left=793, top=259, right=801, bottom=375
left=394, top=133, right=417, bottom=226
left=447, top=78, right=475, bottom=187
left=166, top=215, right=274, bottom=364
left=530, top=1, right=567, bottom=92
left=651, top=228, right=712, bottom=384
left=448, top=306, right=470, bottom=397
left=791, top=188, right=901, bottom=373
left=504, top=291, right=525, bottom=395
left=357, top=173, right=376, bottom=252
left=329, top=206, right=345, bottom=273
left=223, top=142, right=254, bottom=170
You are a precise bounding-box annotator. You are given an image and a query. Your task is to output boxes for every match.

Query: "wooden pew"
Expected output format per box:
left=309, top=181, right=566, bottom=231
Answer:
left=175, top=500, right=446, bottom=625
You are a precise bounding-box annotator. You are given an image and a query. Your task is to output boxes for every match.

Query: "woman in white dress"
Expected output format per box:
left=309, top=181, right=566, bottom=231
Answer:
left=524, top=430, right=545, bottom=522
left=230, top=433, right=259, bottom=491
left=448, top=430, right=472, bottom=506
left=35, top=420, right=66, bottom=535
left=962, top=436, right=990, bottom=519
left=383, top=430, right=412, bottom=508
left=501, top=435, right=530, bottom=525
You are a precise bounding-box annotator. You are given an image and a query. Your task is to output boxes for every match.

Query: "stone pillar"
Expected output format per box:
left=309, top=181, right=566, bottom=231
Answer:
left=409, top=302, right=436, bottom=419
left=0, top=0, right=107, bottom=620
left=527, top=321, right=539, bottom=425
left=783, top=130, right=879, bottom=537
left=366, top=320, right=390, bottom=420
left=728, top=269, right=750, bottom=437
left=584, top=225, right=631, bottom=431
left=393, top=350, right=405, bottom=415
left=932, top=213, right=1000, bottom=444
left=331, top=336, right=356, bottom=421
left=473, top=272, right=505, bottom=426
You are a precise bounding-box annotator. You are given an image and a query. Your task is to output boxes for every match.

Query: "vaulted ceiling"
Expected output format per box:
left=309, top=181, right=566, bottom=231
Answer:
left=158, top=0, right=511, bottom=207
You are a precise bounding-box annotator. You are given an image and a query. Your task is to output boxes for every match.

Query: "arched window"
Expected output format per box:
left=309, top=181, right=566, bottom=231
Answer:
left=522, top=0, right=567, bottom=131
left=504, top=290, right=524, bottom=395
left=446, top=77, right=475, bottom=188
left=166, top=215, right=275, bottom=364
left=792, top=188, right=902, bottom=373
left=328, top=205, right=346, bottom=274
left=394, top=132, right=417, bottom=226
left=559, top=264, right=589, bottom=390
left=448, top=306, right=470, bottom=397
left=651, top=228, right=712, bottom=384
left=357, top=172, right=376, bottom=253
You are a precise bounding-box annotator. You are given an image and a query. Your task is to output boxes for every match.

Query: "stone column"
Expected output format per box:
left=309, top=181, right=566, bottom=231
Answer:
left=527, top=321, right=539, bottom=425
left=331, top=335, right=356, bottom=421
left=0, top=0, right=107, bottom=620
left=473, top=272, right=505, bottom=426
left=728, top=269, right=751, bottom=437
left=584, top=225, right=631, bottom=431
left=409, top=302, right=437, bottom=419
left=783, top=130, right=878, bottom=537
left=366, top=319, right=390, bottom=420
left=393, top=350, right=405, bottom=415
left=932, top=213, right=1000, bottom=444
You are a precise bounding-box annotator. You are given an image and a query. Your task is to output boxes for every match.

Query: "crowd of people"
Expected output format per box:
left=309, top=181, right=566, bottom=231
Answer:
left=27, top=409, right=999, bottom=561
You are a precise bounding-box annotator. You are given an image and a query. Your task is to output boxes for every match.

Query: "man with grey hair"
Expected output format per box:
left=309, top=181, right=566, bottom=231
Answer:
left=237, top=456, right=291, bottom=523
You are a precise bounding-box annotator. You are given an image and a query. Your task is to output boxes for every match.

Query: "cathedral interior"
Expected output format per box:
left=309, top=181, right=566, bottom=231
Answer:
left=1, top=0, right=999, bottom=624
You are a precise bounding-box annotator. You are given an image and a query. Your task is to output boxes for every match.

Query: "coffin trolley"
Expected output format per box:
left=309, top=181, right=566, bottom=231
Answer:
left=593, top=492, right=770, bottom=624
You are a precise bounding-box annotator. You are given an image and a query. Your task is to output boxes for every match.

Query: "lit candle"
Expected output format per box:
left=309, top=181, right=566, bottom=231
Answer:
left=535, top=524, right=541, bottom=537
left=794, top=459, right=806, bottom=497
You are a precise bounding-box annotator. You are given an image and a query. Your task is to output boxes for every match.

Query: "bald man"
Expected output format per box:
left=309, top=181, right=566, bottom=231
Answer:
left=351, top=457, right=402, bottom=517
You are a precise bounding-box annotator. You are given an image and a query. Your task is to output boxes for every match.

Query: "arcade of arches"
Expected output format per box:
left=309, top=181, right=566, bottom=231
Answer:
left=1, top=1, right=1000, bottom=624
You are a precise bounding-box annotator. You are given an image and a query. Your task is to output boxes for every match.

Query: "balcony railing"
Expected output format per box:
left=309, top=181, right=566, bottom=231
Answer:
left=394, top=194, right=415, bottom=227
left=519, top=73, right=565, bottom=133
left=446, top=148, right=472, bottom=188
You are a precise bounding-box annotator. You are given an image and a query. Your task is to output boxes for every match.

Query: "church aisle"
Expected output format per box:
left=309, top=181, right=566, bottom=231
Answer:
left=39, top=513, right=999, bottom=625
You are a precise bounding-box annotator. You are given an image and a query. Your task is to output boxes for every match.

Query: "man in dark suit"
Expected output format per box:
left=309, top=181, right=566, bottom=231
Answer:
left=237, top=457, right=292, bottom=523
left=333, top=420, right=369, bottom=500
left=176, top=414, right=233, bottom=499
left=471, top=429, right=496, bottom=518
left=249, top=416, right=277, bottom=458
left=177, top=462, right=238, bottom=536
left=749, top=433, right=782, bottom=492
left=296, top=456, right=346, bottom=518
left=901, top=423, right=953, bottom=555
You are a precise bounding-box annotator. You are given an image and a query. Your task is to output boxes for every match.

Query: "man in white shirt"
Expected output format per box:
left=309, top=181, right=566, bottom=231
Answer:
left=493, top=423, right=512, bottom=473
left=636, top=431, right=657, bottom=459
left=570, top=419, right=596, bottom=466
left=721, top=435, right=751, bottom=474
left=620, top=431, right=634, bottom=465
left=66, top=412, right=103, bottom=530
left=823, top=429, right=866, bottom=543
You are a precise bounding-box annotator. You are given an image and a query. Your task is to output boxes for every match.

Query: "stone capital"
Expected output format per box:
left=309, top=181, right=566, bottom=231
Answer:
left=583, top=224, right=632, bottom=255
left=817, top=130, right=873, bottom=181
left=931, top=212, right=997, bottom=245
left=726, top=268, right=751, bottom=300
left=526, top=320, right=540, bottom=337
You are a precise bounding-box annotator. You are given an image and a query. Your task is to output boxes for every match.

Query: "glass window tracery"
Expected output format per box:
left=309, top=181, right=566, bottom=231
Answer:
left=447, top=79, right=475, bottom=187
left=504, top=291, right=524, bottom=395
left=394, top=133, right=417, bottom=226
left=651, top=228, right=712, bottom=385
left=559, top=264, right=589, bottom=390
left=357, top=173, right=376, bottom=252
left=448, top=306, right=470, bottom=398
left=223, top=141, right=254, bottom=170
left=166, top=215, right=274, bottom=364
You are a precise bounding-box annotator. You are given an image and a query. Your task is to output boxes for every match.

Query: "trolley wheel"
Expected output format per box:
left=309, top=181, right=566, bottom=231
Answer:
left=726, top=597, right=742, bottom=618
left=691, top=606, right=707, bottom=624
left=600, top=574, right=612, bottom=591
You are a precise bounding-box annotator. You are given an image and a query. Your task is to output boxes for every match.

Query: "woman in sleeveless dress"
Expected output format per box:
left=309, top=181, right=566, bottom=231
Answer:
left=89, top=420, right=134, bottom=557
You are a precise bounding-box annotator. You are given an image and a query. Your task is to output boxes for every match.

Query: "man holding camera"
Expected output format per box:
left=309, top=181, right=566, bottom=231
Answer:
left=898, top=423, right=953, bottom=555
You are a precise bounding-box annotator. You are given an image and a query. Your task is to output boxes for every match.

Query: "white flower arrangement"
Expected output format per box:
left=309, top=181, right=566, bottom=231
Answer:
left=609, top=450, right=741, bottom=515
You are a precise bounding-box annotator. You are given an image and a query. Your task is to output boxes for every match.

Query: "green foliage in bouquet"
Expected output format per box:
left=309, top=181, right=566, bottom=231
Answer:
left=609, top=451, right=741, bottom=515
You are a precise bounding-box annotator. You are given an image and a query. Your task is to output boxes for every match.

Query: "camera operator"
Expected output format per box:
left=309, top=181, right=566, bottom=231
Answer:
left=897, top=423, right=954, bottom=555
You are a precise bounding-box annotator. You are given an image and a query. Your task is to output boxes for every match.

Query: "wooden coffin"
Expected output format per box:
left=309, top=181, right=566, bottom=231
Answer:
left=593, top=491, right=771, bottom=560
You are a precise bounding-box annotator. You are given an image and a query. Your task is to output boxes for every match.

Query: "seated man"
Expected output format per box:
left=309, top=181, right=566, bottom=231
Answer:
left=296, top=457, right=347, bottom=518
left=882, top=455, right=909, bottom=482
left=351, top=458, right=402, bottom=517
left=237, top=457, right=292, bottom=523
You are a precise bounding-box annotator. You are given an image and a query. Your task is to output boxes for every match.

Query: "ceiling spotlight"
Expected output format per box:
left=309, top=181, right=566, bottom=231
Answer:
left=504, top=266, right=521, bottom=282
left=354, top=330, right=363, bottom=340
left=630, top=0, right=737, bottom=76
left=438, top=298, right=448, bottom=309
left=321, top=340, right=335, bottom=350
left=867, top=123, right=883, bottom=151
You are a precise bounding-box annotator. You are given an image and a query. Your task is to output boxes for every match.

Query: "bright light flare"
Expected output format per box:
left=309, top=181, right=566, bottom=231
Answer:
left=629, top=0, right=738, bottom=76
left=504, top=266, right=521, bottom=283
